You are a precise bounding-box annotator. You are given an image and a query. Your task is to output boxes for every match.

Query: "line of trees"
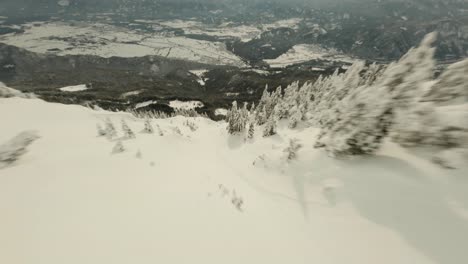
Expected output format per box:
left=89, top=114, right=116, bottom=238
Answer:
left=227, top=32, right=468, bottom=163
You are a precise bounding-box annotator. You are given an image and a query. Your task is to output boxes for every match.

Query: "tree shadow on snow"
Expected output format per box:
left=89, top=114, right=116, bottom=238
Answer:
left=337, top=155, right=468, bottom=264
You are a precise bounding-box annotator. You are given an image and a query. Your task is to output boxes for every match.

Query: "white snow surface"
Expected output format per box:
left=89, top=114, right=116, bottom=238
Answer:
left=59, top=84, right=89, bottom=92
left=156, top=18, right=301, bottom=42
left=169, top=100, right=204, bottom=110
left=264, top=44, right=356, bottom=68
left=135, top=100, right=158, bottom=109
left=189, top=69, right=208, bottom=85
left=1, top=97, right=467, bottom=264
left=215, top=108, right=228, bottom=116
left=120, top=90, right=145, bottom=98
left=57, top=0, right=70, bottom=7
left=0, top=22, right=246, bottom=67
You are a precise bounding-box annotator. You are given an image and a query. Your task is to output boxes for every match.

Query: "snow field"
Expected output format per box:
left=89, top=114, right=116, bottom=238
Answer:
left=1, top=97, right=467, bottom=264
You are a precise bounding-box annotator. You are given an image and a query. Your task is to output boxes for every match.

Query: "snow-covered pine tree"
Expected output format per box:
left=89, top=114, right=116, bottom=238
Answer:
left=121, top=120, right=136, bottom=139
left=315, top=33, right=438, bottom=156
left=227, top=101, right=247, bottom=134
left=247, top=122, right=255, bottom=139
left=142, top=118, right=154, bottom=134
left=172, top=126, right=182, bottom=136
left=264, top=87, right=280, bottom=120
left=255, top=86, right=272, bottom=125
left=283, top=82, right=299, bottom=107
left=226, top=101, right=238, bottom=134
left=96, top=123, right=106, bottom=137
left=256, top=106, right=267, bottom=126
left=104, top=118, right=117, bottom=140
left=393, top=58, right=468, bottom=149
left=249, top=102, right=256, bottom=116
left=272, top=86, right=282, bottom=103
left=112, top=140, right=125, bottom=154
left=387, top=32, right=437, bottom=146
left=284, top=138, right=302, bottom=161
left=362, top=62, right=385, bottom=87
left=240, top=102, right=249, bottom=128
left=263, top=109, right=277, bottom=137
left=422, top=59, right=468, bottom=105
left=257, top=85, right=270, bottom=110
left=297, top=83, right=312, bottom=121
left=0, top=131, right=40, bottom=168
left=288, top=106, right=302, bottom=129
left=275, top=103, right=289, bottom=120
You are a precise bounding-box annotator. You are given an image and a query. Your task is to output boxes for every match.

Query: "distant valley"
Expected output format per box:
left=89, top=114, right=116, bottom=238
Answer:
left=0, top=0, right=466, bottom=117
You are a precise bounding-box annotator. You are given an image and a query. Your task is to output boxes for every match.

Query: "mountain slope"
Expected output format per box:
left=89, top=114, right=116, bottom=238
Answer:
left=1, top=96, right=467, bottom=264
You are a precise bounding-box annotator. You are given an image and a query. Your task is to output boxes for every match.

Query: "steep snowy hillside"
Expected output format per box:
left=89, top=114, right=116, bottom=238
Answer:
left=1, top=95, right=467, bottom=264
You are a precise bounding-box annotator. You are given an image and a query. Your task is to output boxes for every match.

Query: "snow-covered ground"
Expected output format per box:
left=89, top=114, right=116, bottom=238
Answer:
left=120, top=90, right=145, bottom=98
left=215, top=108, right=228, bottom=116
left=155, top=18, right=302, bottom=42
left=135, top=100, right=158, bottom=109
left=264, top=44, right=356, bottom=68
left=59, top=84, right=89, bottom=92
left=0, top=22, right=246, bottom=67
left=169, top=100, right=204, bottom=110
left=189, top=69, right=209, bottom=86
left=1, top=95, right=467, bottom=264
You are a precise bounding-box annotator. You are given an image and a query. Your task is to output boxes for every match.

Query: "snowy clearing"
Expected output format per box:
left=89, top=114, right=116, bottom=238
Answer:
left=135, top=100, right=158, bottom=109
left=189, top=69, right=209, bottom=85
left=120, top=90, right=145, bottom=98
left=0, top=95, right=467, bottom=264
left=59, top=84, right=89, bottom=92
left=189, top=69, right=208, bottom=78
left=169, top=100, right=204, bottom=110
left=264, top=44, right=356, bottom=68
left=215, top=108, right=228, bottom=116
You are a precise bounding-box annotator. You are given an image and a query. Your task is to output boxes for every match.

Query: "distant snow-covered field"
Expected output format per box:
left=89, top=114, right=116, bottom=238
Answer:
left=0, top=19, right=358, bottom=69
left=135, top=100, right=158, bottom=109
left=156, top=18, right=302, bottom=42
left=59, top=84, right=89, bottom=92
left=0, top=22, right=246, bottom=67
left=169, top=100, right=204, bottom=110
left=264, top=44, right=356, bottom=68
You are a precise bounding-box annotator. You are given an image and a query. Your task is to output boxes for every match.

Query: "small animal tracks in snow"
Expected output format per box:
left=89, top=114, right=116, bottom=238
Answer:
left=217, top=184, right=244, bottom=212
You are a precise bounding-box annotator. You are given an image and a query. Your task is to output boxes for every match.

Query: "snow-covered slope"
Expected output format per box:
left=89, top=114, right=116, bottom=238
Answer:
left=1, top=97, right=467, bottom=264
